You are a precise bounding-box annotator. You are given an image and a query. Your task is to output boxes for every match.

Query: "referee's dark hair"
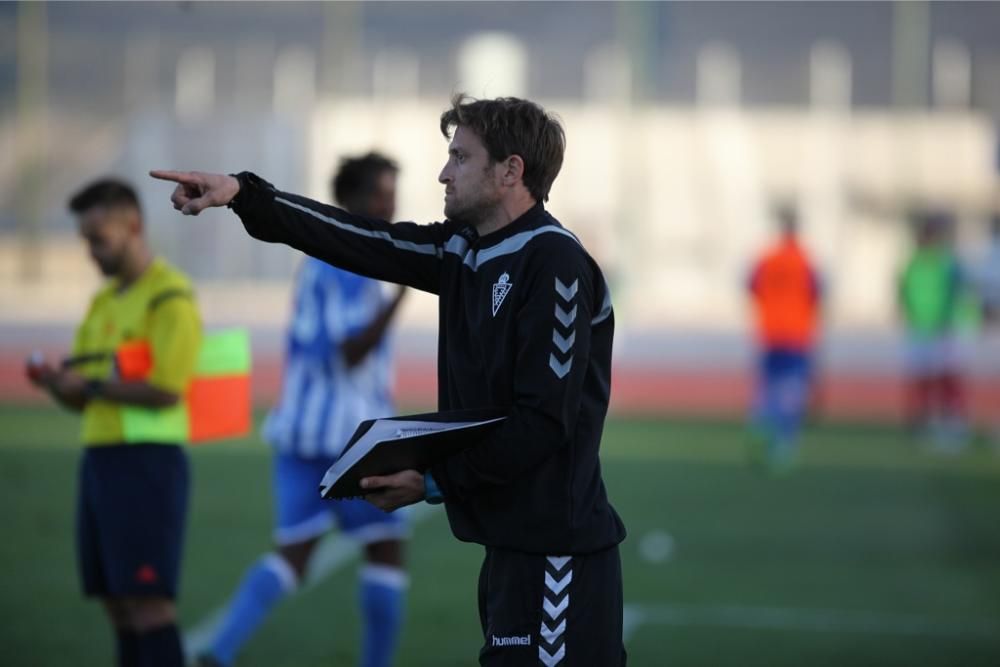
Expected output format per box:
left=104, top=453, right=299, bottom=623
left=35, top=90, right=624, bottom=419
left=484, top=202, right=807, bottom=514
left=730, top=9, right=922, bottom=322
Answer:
left=68, top=178, right=142, bottom=215
left=440, top=93, right=566, bottom=203
left=332, top=152, right=399, bottom=211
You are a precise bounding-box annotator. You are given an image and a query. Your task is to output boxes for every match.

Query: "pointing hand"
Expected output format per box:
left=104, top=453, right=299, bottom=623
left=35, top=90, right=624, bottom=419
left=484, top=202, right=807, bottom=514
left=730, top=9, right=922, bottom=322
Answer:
left=149, top=170, right=241, bottom=216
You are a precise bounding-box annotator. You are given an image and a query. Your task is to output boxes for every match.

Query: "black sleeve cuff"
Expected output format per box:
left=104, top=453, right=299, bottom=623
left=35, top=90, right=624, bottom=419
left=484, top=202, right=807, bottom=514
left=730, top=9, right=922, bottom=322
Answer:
left=429, top=461, right=458, bottom=503
left=227, top=172, right=276, bottom=213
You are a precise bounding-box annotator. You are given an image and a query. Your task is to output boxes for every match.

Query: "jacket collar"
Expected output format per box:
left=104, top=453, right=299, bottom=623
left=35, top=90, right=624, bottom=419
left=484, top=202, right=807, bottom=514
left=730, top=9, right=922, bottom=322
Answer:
left=456, top=202, right=548, bottom=249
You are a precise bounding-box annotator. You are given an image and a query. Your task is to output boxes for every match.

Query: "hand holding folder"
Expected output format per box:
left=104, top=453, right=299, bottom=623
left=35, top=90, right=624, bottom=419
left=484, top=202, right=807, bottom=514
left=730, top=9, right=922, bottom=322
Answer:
left=319, top=409, right=507, bottom=499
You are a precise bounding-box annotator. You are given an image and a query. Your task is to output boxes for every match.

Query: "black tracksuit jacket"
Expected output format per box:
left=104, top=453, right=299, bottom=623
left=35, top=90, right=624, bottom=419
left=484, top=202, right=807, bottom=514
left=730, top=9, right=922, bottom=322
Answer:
left=231, top=172, right=626, bottom=555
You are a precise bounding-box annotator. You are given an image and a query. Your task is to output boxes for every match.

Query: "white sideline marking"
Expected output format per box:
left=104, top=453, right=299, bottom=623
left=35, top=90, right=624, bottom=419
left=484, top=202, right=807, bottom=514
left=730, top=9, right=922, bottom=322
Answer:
left=623, top=603, right=1000, bottom=642
left=183, top=504, right=439, bottom=659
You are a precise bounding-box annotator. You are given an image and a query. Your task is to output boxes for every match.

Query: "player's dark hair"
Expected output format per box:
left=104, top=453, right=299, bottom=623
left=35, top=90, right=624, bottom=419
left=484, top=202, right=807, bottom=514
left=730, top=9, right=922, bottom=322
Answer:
left=332, top=152, right=399, bottom=210
left=440, top=94, right=565, bottom=203
left=68, top=178, right=142, bottom=215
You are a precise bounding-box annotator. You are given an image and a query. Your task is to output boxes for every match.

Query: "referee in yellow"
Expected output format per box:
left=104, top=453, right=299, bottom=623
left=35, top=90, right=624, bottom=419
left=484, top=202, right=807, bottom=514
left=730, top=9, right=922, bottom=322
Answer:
left=27, top=178, right=202, bottom=667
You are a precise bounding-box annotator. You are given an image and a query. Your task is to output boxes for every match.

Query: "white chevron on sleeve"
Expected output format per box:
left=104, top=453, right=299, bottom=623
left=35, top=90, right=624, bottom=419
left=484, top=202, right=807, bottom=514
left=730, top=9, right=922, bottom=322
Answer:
left=549, top=354, right=573, bottom=379
left=545, top=570, right=572, bottom=596
left=554, top=277, right=579, bottom=301
left=544, top=593, right=570, bottom=619
left=540, top=619, right=566, bottom=645
left=547, top=556, right=571, bottom=572
left=554, top=304, right=577, bottom=328
left=552, top=330, right=576, bottom=354
left=539, top=644, right=566, bottom=667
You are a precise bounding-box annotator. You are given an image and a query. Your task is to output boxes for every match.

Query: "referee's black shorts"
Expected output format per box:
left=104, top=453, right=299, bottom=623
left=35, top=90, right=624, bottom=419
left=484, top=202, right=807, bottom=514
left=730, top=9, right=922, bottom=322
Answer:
left=76, top=443, right=189, bottom=599
left=478, top=544, right=626, bottom=666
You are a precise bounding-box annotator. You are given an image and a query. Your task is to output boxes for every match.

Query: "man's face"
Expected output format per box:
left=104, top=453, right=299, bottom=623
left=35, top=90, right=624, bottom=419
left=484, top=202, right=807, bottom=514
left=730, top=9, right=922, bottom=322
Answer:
left=364, top=169, right=397, bottom=221
left=77, top=206, right=136, bottom=277
left=438, top=125, right=501, bottom=225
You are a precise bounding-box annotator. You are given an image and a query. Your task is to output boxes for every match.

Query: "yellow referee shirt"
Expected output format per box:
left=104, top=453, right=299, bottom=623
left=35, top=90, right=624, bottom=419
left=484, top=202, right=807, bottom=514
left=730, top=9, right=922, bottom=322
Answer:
left=72, top=258, right=202, bottom=446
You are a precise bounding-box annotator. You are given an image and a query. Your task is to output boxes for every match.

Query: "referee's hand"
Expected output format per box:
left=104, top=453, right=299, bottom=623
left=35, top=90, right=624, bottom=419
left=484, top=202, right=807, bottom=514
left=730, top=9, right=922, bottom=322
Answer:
left=150, top=170, right=240, bottom=216
left=361, top=470, right=425, bottom=512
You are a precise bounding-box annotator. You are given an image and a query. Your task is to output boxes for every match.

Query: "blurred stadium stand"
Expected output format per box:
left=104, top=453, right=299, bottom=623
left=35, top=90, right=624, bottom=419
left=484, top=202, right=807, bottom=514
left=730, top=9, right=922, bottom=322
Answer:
left=2, top=1, right=998, bottom=421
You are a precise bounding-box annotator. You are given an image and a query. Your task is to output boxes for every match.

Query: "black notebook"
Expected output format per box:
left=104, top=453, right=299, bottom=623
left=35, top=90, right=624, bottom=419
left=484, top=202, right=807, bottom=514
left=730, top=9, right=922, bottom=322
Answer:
left=319, top=409, right=507, bottom=499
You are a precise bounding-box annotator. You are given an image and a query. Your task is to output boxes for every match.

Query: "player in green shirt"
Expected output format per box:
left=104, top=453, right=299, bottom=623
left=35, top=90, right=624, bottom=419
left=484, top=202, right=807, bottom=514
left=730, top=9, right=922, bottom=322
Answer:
left=897, top=211, right=968, bottom=446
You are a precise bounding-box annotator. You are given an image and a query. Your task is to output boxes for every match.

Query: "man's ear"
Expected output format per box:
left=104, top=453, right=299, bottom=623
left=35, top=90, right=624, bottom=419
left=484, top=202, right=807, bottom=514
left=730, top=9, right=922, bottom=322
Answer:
left=500, top=155, right=525, bottom=187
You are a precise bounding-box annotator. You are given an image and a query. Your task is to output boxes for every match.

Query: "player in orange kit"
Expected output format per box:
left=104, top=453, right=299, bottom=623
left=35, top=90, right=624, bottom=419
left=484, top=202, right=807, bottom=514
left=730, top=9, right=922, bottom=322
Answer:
left=747, top=204, right=822, bottom=472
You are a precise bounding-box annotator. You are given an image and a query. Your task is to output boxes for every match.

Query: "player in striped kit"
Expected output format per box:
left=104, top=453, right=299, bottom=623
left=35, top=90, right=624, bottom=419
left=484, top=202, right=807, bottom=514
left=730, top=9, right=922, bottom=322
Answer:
left=198, top=153, right=408, bottom=667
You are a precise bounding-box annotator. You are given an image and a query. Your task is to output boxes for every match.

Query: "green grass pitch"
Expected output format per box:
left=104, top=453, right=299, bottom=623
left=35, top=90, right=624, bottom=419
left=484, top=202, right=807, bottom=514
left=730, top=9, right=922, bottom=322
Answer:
left=3, top=405, right=1000, bottom=666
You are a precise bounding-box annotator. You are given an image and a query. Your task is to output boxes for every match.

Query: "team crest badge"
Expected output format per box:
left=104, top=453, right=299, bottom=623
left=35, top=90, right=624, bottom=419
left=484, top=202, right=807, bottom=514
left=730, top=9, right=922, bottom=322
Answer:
left=492, top=272, right=513, bottom=317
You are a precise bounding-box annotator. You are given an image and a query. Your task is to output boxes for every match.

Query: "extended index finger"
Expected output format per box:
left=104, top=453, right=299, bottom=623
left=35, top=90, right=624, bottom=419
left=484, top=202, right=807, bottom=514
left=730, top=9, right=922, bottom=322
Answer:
left=149, top=169, right=200, bottom=185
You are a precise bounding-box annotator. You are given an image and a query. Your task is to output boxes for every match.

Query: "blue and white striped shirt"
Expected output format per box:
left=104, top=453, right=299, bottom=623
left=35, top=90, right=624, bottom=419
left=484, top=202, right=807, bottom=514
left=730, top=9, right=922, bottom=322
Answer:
left=264, top=257, right=395, bottom=459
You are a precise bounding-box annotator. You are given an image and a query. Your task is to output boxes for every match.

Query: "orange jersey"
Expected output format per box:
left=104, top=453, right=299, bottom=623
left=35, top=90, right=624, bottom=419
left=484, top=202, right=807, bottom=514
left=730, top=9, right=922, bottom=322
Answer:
left=749, top=238, right=820, bottom=350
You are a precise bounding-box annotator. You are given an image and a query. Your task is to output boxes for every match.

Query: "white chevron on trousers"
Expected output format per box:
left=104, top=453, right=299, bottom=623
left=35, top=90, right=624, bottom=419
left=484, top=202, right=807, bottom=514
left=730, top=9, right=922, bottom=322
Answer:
left=540, top=556, right=571, bottom=665
left=539, top=644, right=566, bottom=667
left=547, top=556, right=571, bottom=572
left=540, top=618, right=566, bottom=644
left=544, top=593, right=570, bottom=619
left=554, top=304, right=577, bottom=328
left=552, top=330, right=575, bottom=354
left=545, top=570, right=572, bottom=596
left=554, top=277, right=579, bottom=301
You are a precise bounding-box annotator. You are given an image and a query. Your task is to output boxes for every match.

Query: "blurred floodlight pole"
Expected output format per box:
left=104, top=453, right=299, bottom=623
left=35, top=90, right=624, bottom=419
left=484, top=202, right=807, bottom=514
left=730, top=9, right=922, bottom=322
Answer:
left=124, top=32, right=160, bottom=113
left=321, top=2, right=362, bottom=97
left=584, top=44, right=632, bottom=104
left=235, top=39, right=275, bottom=111
left=807, top=41, right=852, bottom=270
left=457, top=32, right=527, bottom=98
left=15, top=0, right=47, bottom=283
left=175, top=48, right=216, bottom=121
left=932, top=39, right=971, bottom=109
left=372, top=50, right=419, bottom=101
left=616, top=0, right=658, bottom=105
left=610, top=0, right=658, bottom=308
left=274, top=48, right=318, bottom=116
left=809, top=42, right=852, bottom=112
left=316, top=0, right=361, bottom=200
left=891, top=0, right=930, bottom=201
left=891, top=0, right=930, bottom=109
left=696, top=42, right=749, bottom=276
left=697, top=44, right=741, bottom=109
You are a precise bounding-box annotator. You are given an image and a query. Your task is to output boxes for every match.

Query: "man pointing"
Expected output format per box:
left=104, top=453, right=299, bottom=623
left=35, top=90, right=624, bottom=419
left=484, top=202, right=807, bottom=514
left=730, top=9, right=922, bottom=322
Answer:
left=153, top=94, right=626, bottom=666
